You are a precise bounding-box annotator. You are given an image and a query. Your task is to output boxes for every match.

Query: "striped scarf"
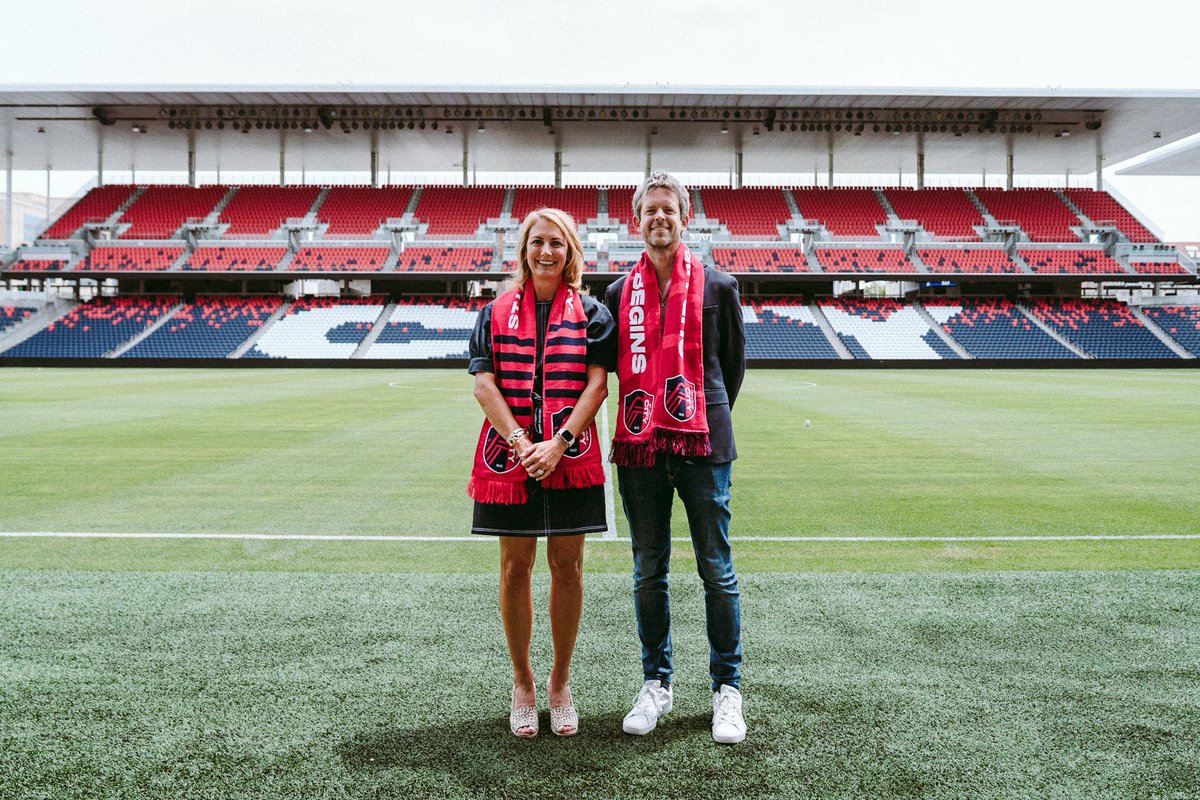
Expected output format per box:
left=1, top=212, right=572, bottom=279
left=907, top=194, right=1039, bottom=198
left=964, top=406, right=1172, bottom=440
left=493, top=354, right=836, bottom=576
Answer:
left=610, top=243, right=709, bottom=467
left=467, top=281, right=605, bottom=505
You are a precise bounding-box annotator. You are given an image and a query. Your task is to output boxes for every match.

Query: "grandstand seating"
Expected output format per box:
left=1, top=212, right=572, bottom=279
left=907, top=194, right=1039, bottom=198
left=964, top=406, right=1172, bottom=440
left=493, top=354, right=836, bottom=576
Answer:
left=1, top=305, right=38, bottom=336
left=921, top=297, right=1077, bottom=359
left=606, top=187, right=639, bottom=234
left=1138, top=306, right=1200, bottom=356
left=882, top=188, right=984, bottom=239
left=742, top=300, right=840, bottom=359
left=711, top=248, right=810, bottom=273
left=606, top=252, right=642, bottom=272
left=78, top=246, right=185, bottom=272
left=118, top=185, right=227, bottom=239
left=362, top=296, right=488, bottom=359
left=814, top=248, right=914, bottom=273
left=243, top=296, right=386, bottom=359
left=1, top=296, right=177, bottom=357
left=1130, top=261, right=1190, bottom=276
left=6, top=259, right=69, bottom=272
left=413, top=187, right=504, bottom=236
left=1017, top=248, right=1125, bottom=274
left=792, top=188, right=886, bottom=237
left=317, top=186, right=414, bottom=236
left=698, top=188, right=790, bottom=239
left=973, top=189, right=1082, bottom=242
left=1026, top=299, right=1178, bottom=358
left=394, top=247, right=493, bottom=272
left=1061, top=189, right=1158, bottom=242
left=123, top=296, right=283, bottom=358
left=510, top=187, right=598, bottom=226
left=289, top=247, right=391, bottom=272
left=916, top=247, right=1019, bottom=274
left=39, top=185, right=137, bottom=240
left=220, top=186, right=321, bottom=237
left=183, top=247, right=287, bottom=272
left=820, top=298, right=958, bottom=359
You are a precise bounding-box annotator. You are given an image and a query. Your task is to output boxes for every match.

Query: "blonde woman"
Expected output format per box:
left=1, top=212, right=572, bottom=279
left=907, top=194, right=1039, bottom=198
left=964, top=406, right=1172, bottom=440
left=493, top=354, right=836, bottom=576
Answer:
left=466, top=208, right=615, bottom=737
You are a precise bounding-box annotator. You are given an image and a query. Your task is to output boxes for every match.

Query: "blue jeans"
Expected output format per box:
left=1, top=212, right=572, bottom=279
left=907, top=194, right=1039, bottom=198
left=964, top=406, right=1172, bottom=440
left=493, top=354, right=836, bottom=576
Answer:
left=617, top=456, right=741, bottom=691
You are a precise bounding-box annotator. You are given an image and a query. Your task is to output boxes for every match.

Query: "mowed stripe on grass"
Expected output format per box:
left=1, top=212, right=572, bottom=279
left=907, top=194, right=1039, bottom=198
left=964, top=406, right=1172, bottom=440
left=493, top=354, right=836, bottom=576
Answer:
left=1, top=367, right=1197, bottom=570
left=1, top=568, right=1197, bottom=799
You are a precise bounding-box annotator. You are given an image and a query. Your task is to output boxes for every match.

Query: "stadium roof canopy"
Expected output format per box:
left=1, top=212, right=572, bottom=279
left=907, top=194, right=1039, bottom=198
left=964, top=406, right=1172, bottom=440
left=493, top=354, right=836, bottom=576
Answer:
left=2, top=85, right=1198, bottom=180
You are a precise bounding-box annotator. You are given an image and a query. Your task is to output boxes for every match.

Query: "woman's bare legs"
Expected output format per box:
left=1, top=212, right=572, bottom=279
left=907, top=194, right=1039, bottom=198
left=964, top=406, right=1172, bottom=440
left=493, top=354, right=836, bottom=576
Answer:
left=499, top=537, right=538, bottom=732
left=546, top=534, right=585, bottom=718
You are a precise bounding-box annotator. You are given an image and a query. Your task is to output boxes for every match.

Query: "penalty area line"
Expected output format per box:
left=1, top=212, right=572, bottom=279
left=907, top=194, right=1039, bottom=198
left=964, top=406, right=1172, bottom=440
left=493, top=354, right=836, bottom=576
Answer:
left=1, top=532, right=1198, bottom=542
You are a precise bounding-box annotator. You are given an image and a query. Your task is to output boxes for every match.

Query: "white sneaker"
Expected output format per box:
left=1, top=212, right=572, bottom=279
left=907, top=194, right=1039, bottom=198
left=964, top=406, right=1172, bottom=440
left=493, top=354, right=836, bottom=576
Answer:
left=711, top=685, right=746, bottom=744
left=622, top=679, right=673, bottom=735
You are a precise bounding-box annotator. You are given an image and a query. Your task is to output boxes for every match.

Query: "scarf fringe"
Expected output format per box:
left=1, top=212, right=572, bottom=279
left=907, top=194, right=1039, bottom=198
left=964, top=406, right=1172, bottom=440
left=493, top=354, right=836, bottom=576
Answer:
left=653, top=428, right=712, bottom=457
left=609, top=440, right=658, bottom=467
left=542, top=462, right=605, bottom=490
left=609, top=431, right=712, bottom=467
left=467, top=476, right=529, bottom=506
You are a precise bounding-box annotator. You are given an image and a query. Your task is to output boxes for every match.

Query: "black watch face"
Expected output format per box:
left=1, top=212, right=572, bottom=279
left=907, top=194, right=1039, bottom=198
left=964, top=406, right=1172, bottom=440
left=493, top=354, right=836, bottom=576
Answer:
left=551, top=407, right=590, bottom=458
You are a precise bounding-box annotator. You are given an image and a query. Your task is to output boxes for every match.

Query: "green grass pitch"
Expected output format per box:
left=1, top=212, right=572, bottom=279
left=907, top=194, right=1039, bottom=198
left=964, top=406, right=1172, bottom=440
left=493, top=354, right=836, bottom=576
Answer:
left=1, top=367, right=1198, bottom=798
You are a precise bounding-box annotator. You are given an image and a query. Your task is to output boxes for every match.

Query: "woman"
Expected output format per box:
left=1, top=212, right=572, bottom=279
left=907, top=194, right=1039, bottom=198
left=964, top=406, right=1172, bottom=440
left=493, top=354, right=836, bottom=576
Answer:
left=467, top=207, right=615, bottom=737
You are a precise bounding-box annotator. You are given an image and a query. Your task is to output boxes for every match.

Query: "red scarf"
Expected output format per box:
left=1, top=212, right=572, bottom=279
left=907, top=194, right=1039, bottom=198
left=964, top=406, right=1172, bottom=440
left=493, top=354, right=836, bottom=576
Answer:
left=467, top=281, right=605, bottom=505
left=611, top=243, right=709, bottom=467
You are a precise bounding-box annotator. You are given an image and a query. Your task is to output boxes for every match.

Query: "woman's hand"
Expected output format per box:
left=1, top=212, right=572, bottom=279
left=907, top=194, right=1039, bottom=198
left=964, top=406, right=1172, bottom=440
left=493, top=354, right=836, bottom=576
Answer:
left=519, top=438, right=567, bottom=481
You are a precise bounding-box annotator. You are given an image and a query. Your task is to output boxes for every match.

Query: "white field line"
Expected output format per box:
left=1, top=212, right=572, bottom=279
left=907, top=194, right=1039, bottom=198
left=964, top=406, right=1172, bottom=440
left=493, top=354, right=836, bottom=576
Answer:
left=600, top=400, right=618, bottom=540
left=1, top=532, right=1198, bottom=542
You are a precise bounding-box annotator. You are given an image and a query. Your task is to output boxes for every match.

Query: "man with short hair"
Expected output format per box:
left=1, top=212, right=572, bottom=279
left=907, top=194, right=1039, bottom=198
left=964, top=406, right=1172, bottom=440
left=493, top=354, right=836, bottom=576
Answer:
left=605, top=170, right=747, bottom=744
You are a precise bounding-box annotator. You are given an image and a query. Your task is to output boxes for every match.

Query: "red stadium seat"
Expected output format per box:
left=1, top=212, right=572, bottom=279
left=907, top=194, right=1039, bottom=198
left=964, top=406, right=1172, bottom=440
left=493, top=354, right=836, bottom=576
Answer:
left=39, top=185, right=137, bottom=240
left=813, top=247, right=913, bottom=273
left=318, top=186, right=414, bottom=236
left=220, top=186, right=321, bottom=237
left=413, top=187, right=504, bottom=236
left=974, top=189, right=1082, bottom=242
left=793, top=188, right=886, bottom=238
left=118, top=186, right=227, bottom=239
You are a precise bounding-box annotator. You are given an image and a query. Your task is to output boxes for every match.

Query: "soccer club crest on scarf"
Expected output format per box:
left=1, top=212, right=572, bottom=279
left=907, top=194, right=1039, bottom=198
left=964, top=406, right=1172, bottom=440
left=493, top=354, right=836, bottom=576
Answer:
left=664, top=375, right=697, bottom=422
left=483, top=427, right=518, bottom=473
left=552, top=407, right=591, bottom=458
left=622, top=389, right=652, bottom=434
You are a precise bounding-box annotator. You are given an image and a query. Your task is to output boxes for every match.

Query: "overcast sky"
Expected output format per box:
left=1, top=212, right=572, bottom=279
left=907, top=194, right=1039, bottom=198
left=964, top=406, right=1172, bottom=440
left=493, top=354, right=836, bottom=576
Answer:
left=5, top=0, right=1200, bottom=238
left=7, top=0, right=1199, bottom=89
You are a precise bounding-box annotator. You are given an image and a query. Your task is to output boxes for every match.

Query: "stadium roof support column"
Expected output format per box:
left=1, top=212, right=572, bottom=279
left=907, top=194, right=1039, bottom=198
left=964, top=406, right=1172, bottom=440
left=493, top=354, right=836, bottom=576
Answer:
left=462, top=130, right=469, bottom=187
left=4, top=150, right=12, bottom=248
left=1095, top=134, right=1104, bottom=190
left=1006, top=133, right=1014, bottom=190
left=827, top=131, right=834, bottom=188
left=370, top=130, right=379, bottom=188
left=97, top=130, right=104, bottom=188
left=279, top=131, right=287, bottom=187
left=554, top=149, right=562, bottom=189
left=734, top=151, right=743, bottom=189
left=916, top=131, right=925, bottom=190
left=187, top=130, right=197, bottom=188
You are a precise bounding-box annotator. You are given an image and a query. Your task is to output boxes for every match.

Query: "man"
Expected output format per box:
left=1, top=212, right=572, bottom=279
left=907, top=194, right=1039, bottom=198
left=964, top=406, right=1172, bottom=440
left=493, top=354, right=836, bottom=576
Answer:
left=605, top=171, right=747, bottom=744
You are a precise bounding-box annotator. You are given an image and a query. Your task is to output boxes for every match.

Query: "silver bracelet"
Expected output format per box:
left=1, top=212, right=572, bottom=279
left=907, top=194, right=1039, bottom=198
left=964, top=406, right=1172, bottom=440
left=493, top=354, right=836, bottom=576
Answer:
left=506, top=428, right=526, bottom=447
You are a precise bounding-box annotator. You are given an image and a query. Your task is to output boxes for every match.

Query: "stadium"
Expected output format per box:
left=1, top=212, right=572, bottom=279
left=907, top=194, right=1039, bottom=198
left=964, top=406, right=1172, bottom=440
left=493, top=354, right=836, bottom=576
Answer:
left=2, top=7, right=1199, bottom=798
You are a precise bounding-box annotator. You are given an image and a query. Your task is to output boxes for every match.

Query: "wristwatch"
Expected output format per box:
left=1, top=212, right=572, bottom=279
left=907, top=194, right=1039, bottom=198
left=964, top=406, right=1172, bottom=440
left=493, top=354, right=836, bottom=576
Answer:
left=555, top=428, right=576, bottom=448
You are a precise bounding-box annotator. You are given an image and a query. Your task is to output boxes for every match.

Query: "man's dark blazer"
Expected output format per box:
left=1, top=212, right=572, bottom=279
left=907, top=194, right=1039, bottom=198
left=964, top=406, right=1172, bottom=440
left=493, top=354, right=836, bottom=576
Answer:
left=604, top=265, right=746, bottom=462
